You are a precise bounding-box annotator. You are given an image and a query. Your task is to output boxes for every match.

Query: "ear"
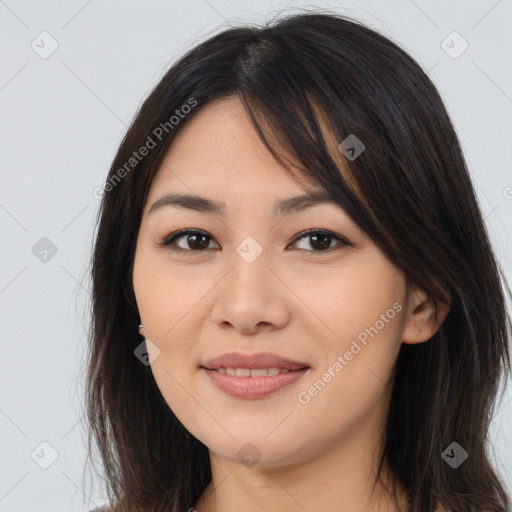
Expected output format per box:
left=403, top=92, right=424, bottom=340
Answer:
left=401, top=286, right=451, bottom=344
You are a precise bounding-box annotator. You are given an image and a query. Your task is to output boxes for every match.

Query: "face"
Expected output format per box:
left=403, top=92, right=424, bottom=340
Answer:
left=132, top=97, right=417, bottom=469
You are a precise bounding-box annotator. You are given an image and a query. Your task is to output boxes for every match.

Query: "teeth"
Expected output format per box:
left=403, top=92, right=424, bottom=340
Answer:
left=250, top=368, right=269, bottom=377
left=216, top=367, right=291, bottom=377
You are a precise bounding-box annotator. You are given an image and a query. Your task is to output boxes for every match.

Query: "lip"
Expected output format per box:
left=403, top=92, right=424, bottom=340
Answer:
left=201, top=352, right=310, bottom=371
left=201, top=367, right=309, bottom=399
left=200, top=352, right=311, bottom=399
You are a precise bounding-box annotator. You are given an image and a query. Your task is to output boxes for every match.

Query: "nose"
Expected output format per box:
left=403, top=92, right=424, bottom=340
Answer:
left=210, top=242, right=291, bottom=335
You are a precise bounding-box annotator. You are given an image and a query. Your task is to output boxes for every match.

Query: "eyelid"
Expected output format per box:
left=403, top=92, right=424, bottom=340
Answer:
left=157, top=228, right=355, bottom=253
left=158, top=229, right=218, bottom=250
left=290, top=228, right=355, bottom=249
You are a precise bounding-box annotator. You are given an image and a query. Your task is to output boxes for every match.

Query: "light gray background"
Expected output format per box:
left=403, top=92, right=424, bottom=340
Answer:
left=0, top=1, right=511, bottom=511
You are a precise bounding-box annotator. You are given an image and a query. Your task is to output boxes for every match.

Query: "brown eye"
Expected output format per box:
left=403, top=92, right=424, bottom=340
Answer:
left=158, top=228, right=354, bottom=254
left=290, top=230, right=353, bottom=253
left=160, top=229, right=219, bottom=252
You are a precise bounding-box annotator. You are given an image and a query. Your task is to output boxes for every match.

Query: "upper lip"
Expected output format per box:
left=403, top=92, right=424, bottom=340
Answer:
left=201, top=352, right=310, bottom=371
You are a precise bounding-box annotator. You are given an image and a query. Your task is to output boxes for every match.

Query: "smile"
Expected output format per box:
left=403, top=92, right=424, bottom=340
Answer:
left=201, top=366, right=309, bottom=399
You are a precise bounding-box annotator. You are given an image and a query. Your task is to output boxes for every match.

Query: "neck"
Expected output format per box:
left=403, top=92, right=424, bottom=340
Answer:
left=194, top=418, right=408, bottom=512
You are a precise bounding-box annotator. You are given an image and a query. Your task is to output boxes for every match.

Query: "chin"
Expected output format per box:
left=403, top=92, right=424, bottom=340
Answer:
left=194, top=428, right=312, bottom=469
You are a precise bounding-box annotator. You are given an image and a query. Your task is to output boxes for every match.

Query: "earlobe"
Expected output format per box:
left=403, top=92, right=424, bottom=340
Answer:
left=401, top=289, right=451, bottom=344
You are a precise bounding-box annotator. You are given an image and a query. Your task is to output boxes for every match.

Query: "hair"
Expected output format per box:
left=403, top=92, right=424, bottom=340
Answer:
left=83, top=9, right=512, bottom=512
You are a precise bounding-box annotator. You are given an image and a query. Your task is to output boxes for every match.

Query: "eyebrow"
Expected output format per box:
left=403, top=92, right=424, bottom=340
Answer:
left=148, top=190, right=338, bottom=217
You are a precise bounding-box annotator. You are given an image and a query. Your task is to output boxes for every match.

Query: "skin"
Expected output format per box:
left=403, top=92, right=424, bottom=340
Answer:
left=132, top=97, right=450, bottom=512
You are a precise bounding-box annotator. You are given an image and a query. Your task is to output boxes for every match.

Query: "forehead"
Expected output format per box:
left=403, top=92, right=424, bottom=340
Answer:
left=138, top=98, right=374, bottom=247
left=149, top=95, right=359, bottom=185
left=145, top=97, right=325, bottom=203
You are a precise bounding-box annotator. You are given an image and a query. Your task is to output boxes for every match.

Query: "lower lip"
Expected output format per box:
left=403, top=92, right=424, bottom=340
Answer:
left=202, top=368, right=309, bottom=399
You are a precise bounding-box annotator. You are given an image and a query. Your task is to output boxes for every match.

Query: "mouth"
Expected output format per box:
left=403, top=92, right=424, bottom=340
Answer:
left=199, top=352, right=311, bottom=399
left=201, top=351, right=310, bottom=372
left=203, top=366, right=309, bottom=376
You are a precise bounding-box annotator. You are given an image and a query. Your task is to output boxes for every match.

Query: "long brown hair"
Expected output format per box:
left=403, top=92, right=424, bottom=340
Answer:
left=82, top=10, right=512, bottom=512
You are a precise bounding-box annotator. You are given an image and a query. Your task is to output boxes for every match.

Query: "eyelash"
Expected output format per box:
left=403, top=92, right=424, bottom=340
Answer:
left=157, top=228, right=354, bottom=255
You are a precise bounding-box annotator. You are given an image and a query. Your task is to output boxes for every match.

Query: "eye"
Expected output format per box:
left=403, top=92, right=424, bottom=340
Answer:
left=157, top=228, right=354, bottom=254
left=158, top=229, right=219, bottom=252
left=289, top=229, right=354, bottom=253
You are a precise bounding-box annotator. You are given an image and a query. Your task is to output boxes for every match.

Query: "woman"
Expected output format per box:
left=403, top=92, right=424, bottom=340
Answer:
left=84, top=10, right=512, bottom=512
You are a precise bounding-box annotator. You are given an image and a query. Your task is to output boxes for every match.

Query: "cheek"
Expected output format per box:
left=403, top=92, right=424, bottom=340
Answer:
left=133, top=250, right=209, bottom=344
left=300, top=261, right=404, bottom=342
left=297, top=266, right=405, bottom=407
left=294, top=317, right=403, bottom=449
